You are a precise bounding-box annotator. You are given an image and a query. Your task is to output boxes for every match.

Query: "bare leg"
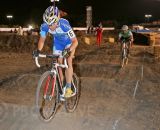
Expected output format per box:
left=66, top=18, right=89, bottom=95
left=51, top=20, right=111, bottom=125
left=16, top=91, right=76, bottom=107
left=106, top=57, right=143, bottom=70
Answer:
left=65, top=49, right=75, bottom=84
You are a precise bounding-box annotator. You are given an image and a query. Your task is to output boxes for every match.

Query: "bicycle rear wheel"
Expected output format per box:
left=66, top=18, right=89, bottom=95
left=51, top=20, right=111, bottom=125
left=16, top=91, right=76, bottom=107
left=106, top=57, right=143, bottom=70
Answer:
left=64, top=73, right=80, bottom=113
left=36, top=71, right=58, bottom=121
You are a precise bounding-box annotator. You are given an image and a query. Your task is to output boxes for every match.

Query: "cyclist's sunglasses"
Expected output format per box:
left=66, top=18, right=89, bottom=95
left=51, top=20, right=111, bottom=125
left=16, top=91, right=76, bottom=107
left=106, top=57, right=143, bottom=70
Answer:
left=48, top=17, right=59, bottom=26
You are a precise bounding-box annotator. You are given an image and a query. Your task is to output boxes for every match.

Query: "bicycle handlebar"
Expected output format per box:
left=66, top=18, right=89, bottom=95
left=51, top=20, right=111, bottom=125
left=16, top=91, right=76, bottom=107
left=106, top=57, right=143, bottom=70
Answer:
left=35, top=54, right=68, bottom=69
left=35, top=57, right=40, bottom=68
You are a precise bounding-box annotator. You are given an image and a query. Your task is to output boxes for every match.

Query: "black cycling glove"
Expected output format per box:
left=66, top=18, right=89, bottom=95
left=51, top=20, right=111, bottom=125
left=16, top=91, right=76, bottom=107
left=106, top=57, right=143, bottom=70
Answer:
left=33, top=49, right=41, bottom=57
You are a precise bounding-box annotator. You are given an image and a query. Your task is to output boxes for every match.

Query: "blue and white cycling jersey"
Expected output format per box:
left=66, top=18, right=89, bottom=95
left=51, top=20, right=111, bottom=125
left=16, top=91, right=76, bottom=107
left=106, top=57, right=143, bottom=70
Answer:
left=40, top=18, right=76, bottom=51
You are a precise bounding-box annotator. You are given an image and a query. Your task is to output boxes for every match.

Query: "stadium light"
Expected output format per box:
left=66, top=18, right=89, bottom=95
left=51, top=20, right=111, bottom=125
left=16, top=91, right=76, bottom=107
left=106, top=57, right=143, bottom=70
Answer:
left=50, top=0, right=59, bottom=2
left=6, top=15, right=13, bottom=26
left=145, top=14, right=152, bottom=23
left=6, top=15, right=13, bottom=19
left=145, top=14, right=152, bottom=18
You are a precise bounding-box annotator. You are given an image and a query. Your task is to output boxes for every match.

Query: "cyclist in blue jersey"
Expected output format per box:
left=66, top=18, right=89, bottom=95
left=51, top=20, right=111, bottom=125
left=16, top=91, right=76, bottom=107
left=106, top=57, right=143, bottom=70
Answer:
left=33, top=6, right=78, bottom=98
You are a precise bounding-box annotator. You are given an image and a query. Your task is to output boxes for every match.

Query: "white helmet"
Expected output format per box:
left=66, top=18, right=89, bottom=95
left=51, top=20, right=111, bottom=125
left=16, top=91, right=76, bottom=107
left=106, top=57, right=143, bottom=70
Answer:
left=43, top=6, right=59, bottom=25
left=122, top=25, right=129, bottom=31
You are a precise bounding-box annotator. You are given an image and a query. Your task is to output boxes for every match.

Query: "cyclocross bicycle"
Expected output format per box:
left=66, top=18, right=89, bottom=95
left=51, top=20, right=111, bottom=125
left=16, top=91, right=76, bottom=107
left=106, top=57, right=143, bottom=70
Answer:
left=121, top=39, right=131, bottom=68
left=34, top=53, right=80, bottom=121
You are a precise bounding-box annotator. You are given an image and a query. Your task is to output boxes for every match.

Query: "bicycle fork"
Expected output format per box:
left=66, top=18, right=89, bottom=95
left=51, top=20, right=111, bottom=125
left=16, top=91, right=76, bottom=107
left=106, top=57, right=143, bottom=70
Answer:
left=43, top=71, right=57, bottom=101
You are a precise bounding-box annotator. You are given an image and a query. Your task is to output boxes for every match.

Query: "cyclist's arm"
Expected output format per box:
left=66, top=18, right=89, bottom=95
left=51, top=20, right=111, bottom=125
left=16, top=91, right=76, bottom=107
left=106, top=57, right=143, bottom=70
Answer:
left=67, top=29, right=78, bottom=51
left=38, top=23, right=49, bottom=51
left=70, top=37, right=78, bottom=51
left=128, top=31, right=134, bottom=42
left=118, top=33, right=122, bottom=42
left=38, top=36, right=46, bottom=51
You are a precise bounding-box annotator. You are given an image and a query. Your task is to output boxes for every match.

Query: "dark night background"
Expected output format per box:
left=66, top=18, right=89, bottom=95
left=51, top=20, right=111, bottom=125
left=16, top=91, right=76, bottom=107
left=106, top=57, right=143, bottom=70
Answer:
left=0, top=0, right=160, bottom=27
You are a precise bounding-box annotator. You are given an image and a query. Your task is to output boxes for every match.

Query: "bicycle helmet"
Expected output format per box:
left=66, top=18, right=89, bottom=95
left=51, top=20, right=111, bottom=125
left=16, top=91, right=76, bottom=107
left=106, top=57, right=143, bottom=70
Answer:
left=43, top=6, right=59, bottom=25
left=122, top=25, right=129, bottom=31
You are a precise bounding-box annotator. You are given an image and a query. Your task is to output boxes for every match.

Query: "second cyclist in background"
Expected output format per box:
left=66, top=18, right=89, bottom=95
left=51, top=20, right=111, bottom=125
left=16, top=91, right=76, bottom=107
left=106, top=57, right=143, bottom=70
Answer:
left=118, top=25, right=133, bottom=56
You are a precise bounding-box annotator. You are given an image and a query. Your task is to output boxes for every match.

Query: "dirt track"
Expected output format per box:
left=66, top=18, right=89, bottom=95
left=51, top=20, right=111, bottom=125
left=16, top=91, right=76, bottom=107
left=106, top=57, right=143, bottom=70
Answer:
left=0, top=42, right=160, bottom=130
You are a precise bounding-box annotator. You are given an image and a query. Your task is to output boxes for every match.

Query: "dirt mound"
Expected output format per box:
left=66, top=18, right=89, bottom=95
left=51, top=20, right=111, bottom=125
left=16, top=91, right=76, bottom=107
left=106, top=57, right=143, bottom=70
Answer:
left=0, top=34, right=52, bottom=53
left=0, top=31, right=118, bottom=54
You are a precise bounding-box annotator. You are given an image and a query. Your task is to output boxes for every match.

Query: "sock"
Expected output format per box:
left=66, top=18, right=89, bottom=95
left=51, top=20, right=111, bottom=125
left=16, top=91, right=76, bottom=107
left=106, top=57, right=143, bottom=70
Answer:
left=66, top=83, right=71, bottom=88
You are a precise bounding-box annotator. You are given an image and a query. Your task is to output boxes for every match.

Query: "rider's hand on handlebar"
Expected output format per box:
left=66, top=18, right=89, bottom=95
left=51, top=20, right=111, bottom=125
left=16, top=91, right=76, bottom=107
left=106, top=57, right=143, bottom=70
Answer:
left=62, top=48, right=70, bottom=57
left=32, top=49, right=41, bottom=58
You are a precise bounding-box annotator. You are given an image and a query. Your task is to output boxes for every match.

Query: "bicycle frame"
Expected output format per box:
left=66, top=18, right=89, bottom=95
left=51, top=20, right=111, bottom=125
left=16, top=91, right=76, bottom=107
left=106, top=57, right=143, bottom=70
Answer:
left=35, top=54, right=68, bottom=98
left=51, top=61, right=65, bottom=95
left=121, top=40, right=130, bottom=58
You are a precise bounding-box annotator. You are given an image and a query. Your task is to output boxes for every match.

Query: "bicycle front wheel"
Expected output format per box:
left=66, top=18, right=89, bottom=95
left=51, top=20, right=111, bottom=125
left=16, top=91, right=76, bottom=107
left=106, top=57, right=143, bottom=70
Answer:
left=36, top=71, right=58, bottom=121
left=65, top=73, right=80, bottom=113
left=121, top=48, right=127, bottom=68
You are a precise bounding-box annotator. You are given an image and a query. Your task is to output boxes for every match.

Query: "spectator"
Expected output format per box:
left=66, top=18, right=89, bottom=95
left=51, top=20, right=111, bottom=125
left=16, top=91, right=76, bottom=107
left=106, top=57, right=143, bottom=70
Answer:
left=98, top=22, right=103, bottom=28
left=95, top=24, right=103, bottom=47
left=10, top=29, right=13, bottom=33
left=18, top=26, right=23, bottom=35
left=87, top=25, right=94, bottom=34
left=87, top=26, right=91, bottom=34
left=14, top=28, right=17, bottom=34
